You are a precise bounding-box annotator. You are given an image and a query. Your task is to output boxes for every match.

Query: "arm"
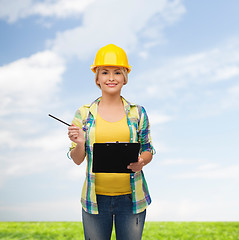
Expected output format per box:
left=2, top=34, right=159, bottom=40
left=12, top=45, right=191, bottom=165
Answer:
left=140, top=150, right=153, bottom=166
left=127, top=106, right=155, bottom=173
left=68, top=125, right=86, bottom=165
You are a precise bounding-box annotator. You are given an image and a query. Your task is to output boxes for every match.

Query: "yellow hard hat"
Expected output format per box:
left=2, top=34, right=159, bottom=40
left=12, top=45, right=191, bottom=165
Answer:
left=91, top=44, right=131, bottom=73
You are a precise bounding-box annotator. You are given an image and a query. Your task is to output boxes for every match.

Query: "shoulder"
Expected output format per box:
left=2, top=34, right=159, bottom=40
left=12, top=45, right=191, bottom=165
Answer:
left=129, top=104, right=149, bottom=125
left=74, top=104, right=90, bottom=119
left=74, top=97, right=100, bottom=119
left=124, top=101, right=146, bottom=121
left=122, top=96, right=146, bottom=113
left=122, top=96, right=145, bottom=110
left=130, top=104, right=144, bottom=116
left=127, top=101, right=147, bottom=117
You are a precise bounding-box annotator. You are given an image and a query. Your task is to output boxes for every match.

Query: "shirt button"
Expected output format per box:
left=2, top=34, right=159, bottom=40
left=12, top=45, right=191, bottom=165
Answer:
left=133, top=190, right=135, bottom=192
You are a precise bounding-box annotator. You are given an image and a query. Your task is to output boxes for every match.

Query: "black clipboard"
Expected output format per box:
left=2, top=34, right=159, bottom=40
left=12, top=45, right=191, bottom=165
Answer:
left=93, top=142, right=140, bottom=173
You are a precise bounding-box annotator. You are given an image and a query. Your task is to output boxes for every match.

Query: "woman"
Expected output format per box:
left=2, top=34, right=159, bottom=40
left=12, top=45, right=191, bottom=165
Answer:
left=68, top=44, right=155, bottom=240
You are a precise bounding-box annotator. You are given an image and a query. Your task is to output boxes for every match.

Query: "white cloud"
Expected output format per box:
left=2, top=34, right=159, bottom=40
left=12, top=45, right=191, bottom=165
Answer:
left=157, top=158, right=239, bottom=180
left=136, top=46, right=239, bottom=98
left=148, top=199, right=204, bottom=221
left=0, top=115, right=84, bottom=187
left=128, top=38, right=239, bottom=117
left=197, top=163, right=220, bottom=171
left=2, top=196, right=239, bottom=221
left=147, top=139, right=168, bottom=154
left=213, top=65, right=239, bottom=81
left=173, top=164, right=239, bottom=179
left=24, top=129, right=68, bottom=151
left=148, top=112, right=172, bottom=124
left=0, top=130, right=68, bottom=185
left=0, top=47, right=66, bottom=186
left=0, top=199, right=82, bottom=221
left=48, top=0, right=185, bottom=60
left=31, top=0, right=95, bottom=18
left=0, top=0, right=95, bottom=23
left=66, top=161, right=86, bottom=181
left=0, top=0, right=186, bottom=78
left=0, top=0, right=31, bottom=23
left=0, top=50, right=65, bottom=115
left=160, top=158, right=201, bottom=166
left=221, top=83, right=239, bottom=110
left=148, top=198, right=239, bottom=221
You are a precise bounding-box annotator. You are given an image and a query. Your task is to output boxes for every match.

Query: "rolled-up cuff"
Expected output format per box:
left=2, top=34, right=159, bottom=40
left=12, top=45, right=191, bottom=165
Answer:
left=140, top=142, right=156, bottom=155
left=67, top=148, right=73, bottom=160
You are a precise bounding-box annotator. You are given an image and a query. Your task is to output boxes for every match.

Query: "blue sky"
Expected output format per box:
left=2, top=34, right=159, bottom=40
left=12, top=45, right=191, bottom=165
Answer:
left=0, top=0, right=239, bottom=221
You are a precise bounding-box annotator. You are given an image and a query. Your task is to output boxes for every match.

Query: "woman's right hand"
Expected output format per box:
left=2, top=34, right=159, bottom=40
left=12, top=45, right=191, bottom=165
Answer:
left=68, top=124, right=85, bottom=144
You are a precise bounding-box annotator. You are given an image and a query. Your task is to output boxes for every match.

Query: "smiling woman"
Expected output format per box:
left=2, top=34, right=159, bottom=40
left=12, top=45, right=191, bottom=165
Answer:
left=67, top=44, right=156, bottom=240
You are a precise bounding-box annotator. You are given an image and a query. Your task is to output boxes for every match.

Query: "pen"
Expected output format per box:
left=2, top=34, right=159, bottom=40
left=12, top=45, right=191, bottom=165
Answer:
left=48, top=114, right=71, bottom=126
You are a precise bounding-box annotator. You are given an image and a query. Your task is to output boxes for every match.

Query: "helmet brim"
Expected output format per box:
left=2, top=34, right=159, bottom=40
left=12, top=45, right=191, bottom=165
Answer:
left=91, top=65, right=131, bottom=73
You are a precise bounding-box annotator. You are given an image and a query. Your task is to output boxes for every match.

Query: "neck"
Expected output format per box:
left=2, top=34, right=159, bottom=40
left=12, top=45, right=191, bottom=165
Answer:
left=100, top=93, right=123, bottom=107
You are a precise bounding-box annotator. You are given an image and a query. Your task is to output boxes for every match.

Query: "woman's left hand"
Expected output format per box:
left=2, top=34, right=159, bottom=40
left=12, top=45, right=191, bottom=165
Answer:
left=127, top=157, right=144, bottom=173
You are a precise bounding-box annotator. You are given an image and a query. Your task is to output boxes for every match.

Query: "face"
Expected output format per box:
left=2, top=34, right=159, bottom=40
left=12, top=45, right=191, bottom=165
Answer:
left=96, top=66, right=126, bottom=94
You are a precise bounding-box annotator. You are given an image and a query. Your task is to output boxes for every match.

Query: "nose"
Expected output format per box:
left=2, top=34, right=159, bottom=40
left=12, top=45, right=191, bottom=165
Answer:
left=109, top=72, right=114, bottom=81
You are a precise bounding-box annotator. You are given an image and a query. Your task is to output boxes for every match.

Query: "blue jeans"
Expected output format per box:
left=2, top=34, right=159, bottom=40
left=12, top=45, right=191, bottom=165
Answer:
left=82, top=194, right=146, bottom=240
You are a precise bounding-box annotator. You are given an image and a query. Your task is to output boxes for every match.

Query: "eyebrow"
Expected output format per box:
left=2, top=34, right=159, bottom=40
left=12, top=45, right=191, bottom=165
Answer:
left=101, top=68, right=121, bottom=71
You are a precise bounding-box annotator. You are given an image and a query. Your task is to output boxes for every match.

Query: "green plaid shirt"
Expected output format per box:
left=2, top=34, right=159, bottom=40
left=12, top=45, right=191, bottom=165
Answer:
left=69, top=96, right=156, bottom=214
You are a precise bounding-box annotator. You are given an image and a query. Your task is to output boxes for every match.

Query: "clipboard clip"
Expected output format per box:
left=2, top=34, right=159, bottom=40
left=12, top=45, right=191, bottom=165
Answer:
left=105, top=141, right=128, bottom=146
left=116, top=141, right=128, bottom=147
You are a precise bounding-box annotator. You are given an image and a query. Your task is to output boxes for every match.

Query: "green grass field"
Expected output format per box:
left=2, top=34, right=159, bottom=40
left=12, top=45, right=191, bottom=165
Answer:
left=0, top=222, right=238, bottom=239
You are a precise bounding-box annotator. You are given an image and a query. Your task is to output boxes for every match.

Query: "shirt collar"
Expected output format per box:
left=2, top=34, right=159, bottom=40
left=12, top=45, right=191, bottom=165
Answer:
left=87, top=96, right=136, bottom=118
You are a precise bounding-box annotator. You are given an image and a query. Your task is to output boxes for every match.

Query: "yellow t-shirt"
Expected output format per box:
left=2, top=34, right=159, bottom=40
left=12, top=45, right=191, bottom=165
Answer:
left=95, top=113, right=131, bottom=196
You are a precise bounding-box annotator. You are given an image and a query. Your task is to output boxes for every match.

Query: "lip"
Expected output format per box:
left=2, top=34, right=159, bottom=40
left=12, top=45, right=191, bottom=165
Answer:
left=106, top=83, right=117, bottom=87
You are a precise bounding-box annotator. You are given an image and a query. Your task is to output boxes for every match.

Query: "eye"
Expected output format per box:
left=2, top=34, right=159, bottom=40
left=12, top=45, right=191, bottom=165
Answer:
left=102, top=71, right=108, bottom=75
left=115, top=71, right=121, bottom=75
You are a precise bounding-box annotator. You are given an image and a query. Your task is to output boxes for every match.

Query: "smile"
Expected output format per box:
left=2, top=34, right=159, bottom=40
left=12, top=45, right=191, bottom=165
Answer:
left=106, top=83, right=117, bottom=87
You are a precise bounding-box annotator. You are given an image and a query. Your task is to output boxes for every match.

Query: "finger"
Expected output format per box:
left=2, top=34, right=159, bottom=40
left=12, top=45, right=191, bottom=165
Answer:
left=68, top=130, right=79, bottom=135
left=127, top=163, right=138, bottom=169
left=129, top=161, right=141, bottom=166
left=127, top=166, right=135, bottom=172
left=128, top=166, right=138, bottom=172
left=68, top=132, right=75, bottom=137
left=68, top=127, right=80, bottom=131
left=68, top=128, right=81, bottom=134
left=128, top=161, right=144, bottom=172
left=72, top=133, right=79, bottom=137
left=68, top=131, right=78, bottom=137
left=128, top=163, right=136, bottom=168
